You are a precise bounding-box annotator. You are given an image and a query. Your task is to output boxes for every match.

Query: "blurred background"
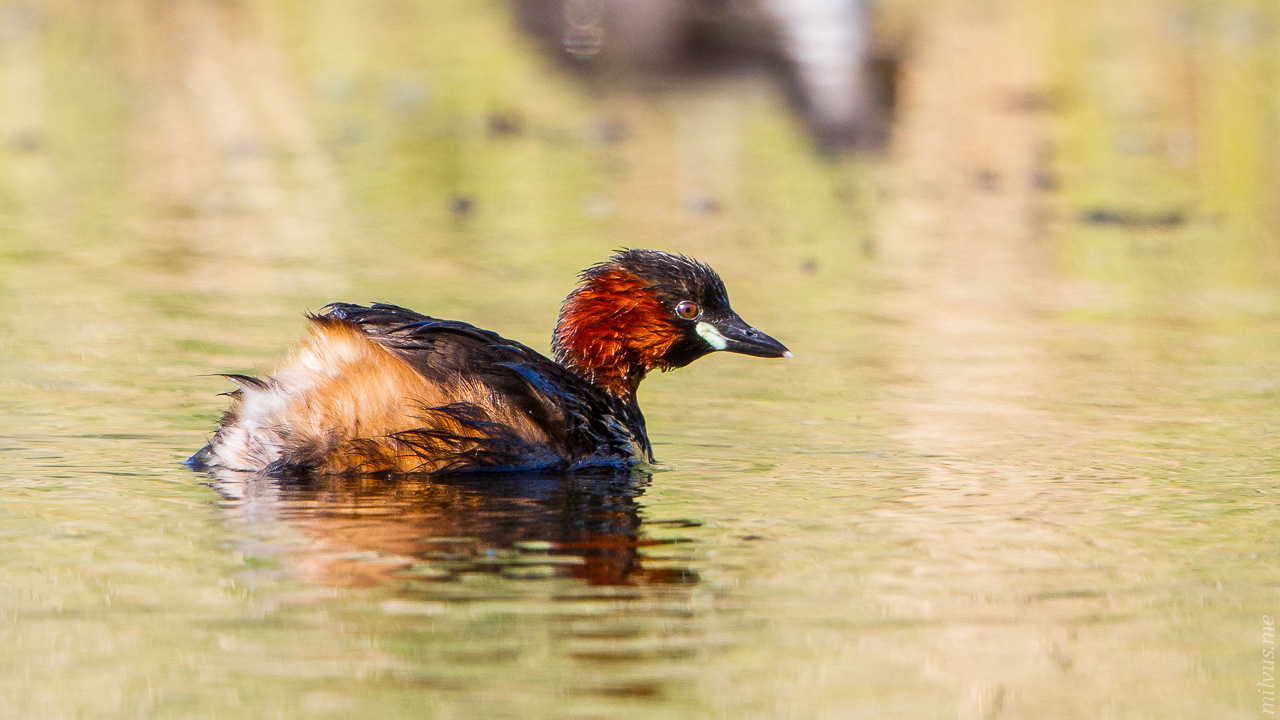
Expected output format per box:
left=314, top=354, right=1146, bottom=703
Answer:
left=1, top=0, right=1279, bottom=718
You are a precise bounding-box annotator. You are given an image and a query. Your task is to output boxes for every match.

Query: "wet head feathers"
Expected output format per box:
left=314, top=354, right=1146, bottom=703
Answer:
left=587, top=249, right=730, bottom=310
left=552, top=250, right=733, bottom=397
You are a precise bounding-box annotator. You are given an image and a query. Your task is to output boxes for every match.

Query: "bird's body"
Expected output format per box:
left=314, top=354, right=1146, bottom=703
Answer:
left=191, top=250, right=788, bottom=475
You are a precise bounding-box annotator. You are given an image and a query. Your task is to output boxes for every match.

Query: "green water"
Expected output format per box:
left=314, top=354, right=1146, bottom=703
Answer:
left=1, top=0, right=1278, bottom=718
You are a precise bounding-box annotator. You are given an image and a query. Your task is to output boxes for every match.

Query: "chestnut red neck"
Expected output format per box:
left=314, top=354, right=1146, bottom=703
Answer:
left=551, top=269, right=680, bottom=399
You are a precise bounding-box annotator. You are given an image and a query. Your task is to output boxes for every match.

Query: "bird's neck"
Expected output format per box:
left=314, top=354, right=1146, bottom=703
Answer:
left=552, top=270, right=678, bottom=400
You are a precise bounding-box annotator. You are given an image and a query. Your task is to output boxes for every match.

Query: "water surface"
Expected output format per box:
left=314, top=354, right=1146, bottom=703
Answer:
left=1, top=0, right=1278, bottom=718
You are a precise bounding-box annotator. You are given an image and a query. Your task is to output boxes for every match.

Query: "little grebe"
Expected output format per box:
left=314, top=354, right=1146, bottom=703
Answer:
left=190, top=249, right=789, bottom=474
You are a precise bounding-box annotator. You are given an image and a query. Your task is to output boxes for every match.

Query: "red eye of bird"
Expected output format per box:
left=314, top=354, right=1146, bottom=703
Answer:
left=676, top=301, right=700, bottom=319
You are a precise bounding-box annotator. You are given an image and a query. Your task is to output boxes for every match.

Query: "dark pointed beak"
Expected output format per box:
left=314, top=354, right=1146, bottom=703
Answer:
left=698, top=313, right=791, bottom=358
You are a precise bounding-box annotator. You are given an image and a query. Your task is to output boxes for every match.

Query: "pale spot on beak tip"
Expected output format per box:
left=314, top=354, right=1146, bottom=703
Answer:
left=782, top=350, right=793, bottom=359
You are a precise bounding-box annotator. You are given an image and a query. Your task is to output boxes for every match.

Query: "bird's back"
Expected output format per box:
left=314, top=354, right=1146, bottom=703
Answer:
left=191, top=303, right=649, bottom=475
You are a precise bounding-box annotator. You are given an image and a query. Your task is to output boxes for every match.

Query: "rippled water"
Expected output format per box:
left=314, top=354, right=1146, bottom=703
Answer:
left=2, top=0, right=1278, bottom=718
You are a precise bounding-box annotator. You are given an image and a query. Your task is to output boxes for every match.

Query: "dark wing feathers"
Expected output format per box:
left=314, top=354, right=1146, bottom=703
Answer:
left=320, top=303, right=647, bottom=471
left=381, top=404, right=568, bottom=474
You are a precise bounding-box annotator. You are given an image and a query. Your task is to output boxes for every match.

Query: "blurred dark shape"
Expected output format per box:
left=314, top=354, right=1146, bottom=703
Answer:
left=860, top=235, right=876, bottom=257
left=1031, top=171, right=1058, bottom=192
left=683, top=192, right=721, bottom=215
left=9, top=131, right=43, bottom=154
left=590, top=118, right=628, bottom=144
left=513, top=0, right=901, bottom=150
left=1030, top=142, right=1058, bottom=191
left=207, top=467, right=696, bottom=587
left=487, top=110, right=525, bottom=137
left=1003, top=89, right=1060, bottom=114
left=799, top=257, right=820, bottom=275
left=1078, top=208, right=1187, bottom=228
left=974, top=169, right=1000, bottom=192
left=450, top=195, right=475, bottom=217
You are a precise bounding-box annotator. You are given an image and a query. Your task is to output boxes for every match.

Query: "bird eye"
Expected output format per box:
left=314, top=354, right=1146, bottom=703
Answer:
left=675, top=301, right=700, bottom=319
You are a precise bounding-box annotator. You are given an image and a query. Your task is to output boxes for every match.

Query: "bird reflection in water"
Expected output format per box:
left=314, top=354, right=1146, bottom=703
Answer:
left=206, top=468, right=698, bottom=588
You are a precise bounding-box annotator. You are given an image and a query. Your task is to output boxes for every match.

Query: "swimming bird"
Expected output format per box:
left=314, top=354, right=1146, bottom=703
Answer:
left=189, top=249, right=789, bottom=475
